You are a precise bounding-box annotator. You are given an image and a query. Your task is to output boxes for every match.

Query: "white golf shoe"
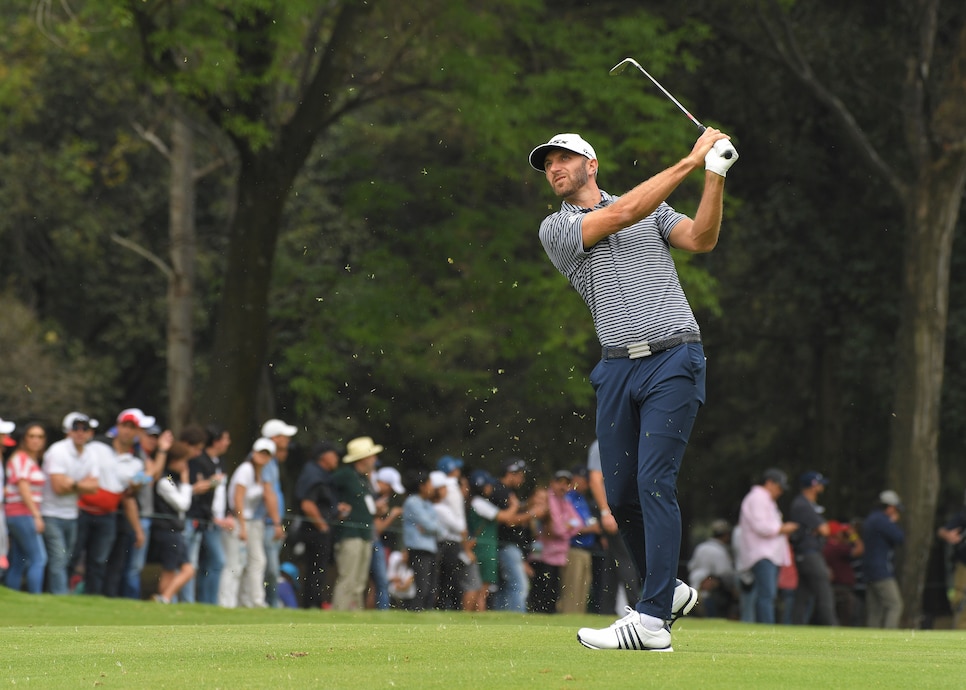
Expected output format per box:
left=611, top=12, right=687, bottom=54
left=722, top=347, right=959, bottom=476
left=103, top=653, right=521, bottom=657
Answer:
left=669, top=579, right=699, bottom=627
left=577, top=607, right=673, bottom=652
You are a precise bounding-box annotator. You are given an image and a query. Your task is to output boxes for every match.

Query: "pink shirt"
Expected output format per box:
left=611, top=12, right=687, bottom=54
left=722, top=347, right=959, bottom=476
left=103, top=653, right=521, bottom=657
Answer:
left=4, top=451, right=45, bottom=517
left=532, top=491, right=582, bottom=567
left=736, top=484, right=790, bottom=570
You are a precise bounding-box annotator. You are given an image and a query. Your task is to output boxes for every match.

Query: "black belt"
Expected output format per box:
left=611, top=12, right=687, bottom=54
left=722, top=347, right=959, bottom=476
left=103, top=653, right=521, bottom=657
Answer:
left=602, top=332, right=701, bottom=360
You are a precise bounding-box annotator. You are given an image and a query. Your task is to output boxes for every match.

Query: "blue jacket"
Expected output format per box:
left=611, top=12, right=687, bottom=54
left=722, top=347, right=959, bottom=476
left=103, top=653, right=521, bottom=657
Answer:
left=861, top=509, right=904, bottom=583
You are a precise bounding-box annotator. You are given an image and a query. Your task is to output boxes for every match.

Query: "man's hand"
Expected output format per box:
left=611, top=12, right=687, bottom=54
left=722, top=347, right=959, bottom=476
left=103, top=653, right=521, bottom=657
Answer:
left=705, top=140, right=738, bottom=177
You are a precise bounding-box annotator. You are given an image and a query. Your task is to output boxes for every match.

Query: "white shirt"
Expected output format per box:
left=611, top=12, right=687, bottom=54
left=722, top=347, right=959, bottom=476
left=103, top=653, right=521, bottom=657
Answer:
left=156, top=476, right=193, bottom=517
left=228, top=461, right=264, bottom=520
left=41, top=437, right=102, bottom=520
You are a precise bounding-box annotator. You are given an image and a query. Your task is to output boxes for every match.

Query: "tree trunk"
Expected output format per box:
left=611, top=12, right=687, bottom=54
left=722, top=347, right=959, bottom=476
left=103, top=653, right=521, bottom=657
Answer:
left=167, top=109, right=197, bottom=436
left=888, top=155, right=966, bottom=627
left=199, top=153, right=292, bottom=461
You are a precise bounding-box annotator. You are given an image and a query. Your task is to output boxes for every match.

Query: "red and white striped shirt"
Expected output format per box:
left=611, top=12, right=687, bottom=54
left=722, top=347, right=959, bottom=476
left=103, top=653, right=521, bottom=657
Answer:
left=4, top=451, right=45, bottom=517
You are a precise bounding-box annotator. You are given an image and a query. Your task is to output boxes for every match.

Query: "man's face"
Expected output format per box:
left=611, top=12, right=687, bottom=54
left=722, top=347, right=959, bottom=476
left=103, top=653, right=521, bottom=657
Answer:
left=213, top=432, right=232, bottom=456
left=504, top=470, right=524, bottom=488
left=272, top=434, right=291, bottom=460
left=68, top=423, right=91, bottom=447
left=140, top=431, right=159, bottom=454
left=115, top=421, right=140, bottom=449
left=356, top=455, right=377, bottom=475
left=319, top=450, right=339, bottom=472
left=543, top=149, right=593, bottom=198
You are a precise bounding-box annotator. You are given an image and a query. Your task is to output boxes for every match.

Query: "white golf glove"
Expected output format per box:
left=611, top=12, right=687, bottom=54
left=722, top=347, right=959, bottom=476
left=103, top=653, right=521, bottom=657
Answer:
left=705, top=139, right=738, bottom=177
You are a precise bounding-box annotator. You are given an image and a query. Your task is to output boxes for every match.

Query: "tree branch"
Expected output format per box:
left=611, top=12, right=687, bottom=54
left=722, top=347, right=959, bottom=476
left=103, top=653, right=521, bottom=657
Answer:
left=110, top=233, right=173, bottom=280
left=758, top=0, right=908, bottom=199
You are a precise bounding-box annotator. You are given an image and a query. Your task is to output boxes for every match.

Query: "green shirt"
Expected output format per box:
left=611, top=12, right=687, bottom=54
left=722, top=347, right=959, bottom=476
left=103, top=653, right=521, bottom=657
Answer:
left=332, top=465, right=375, bottom=541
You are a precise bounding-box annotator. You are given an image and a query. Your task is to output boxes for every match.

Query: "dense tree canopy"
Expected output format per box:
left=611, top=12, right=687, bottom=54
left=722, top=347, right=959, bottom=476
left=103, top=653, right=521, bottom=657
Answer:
left=1, top=0, right=965, bottom=625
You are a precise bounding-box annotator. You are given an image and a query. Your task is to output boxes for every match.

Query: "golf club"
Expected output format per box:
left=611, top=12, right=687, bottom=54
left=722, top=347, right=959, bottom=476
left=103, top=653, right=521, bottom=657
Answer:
left=610, top=57, right=733, bottom=159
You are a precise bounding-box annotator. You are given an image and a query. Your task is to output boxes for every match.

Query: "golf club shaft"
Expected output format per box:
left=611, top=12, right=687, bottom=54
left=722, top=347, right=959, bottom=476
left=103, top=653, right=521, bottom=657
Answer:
left=610, top=58, right=705, bottom=131
left=610, top=58, right=735, bottom=160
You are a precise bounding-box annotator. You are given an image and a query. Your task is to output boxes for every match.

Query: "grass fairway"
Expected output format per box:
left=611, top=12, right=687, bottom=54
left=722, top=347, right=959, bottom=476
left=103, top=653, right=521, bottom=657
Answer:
left=2, top=589, right=964, bottom=689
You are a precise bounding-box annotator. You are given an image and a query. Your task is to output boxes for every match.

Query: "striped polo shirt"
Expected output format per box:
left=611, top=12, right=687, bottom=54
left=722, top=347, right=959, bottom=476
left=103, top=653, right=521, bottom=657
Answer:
left=539, top=190, right=699, bottom=347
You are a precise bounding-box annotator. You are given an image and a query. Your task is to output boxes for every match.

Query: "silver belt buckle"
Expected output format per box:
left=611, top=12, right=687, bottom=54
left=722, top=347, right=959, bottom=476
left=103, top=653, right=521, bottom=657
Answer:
left=626, top=341, right=652, bottom=359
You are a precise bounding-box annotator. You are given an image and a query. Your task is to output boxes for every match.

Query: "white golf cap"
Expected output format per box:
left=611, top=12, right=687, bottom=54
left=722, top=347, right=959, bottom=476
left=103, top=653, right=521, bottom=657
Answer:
left=0, top=417, right=14, bottom=435
left=429, top=470, right=449, bottom=489
left=252, top=437, right=277, bottom=455
left=529, top=133, right=597, bottom=171
left=62, top=411, right=99, bottom=433
left=375, top=467, right=406, bottom=495
left=261, top=418, right=298, bottom=438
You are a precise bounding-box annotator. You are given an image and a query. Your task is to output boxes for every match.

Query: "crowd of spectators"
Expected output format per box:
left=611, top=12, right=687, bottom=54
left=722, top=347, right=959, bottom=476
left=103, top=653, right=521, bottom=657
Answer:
left=3, top=414, right=965, bottom=629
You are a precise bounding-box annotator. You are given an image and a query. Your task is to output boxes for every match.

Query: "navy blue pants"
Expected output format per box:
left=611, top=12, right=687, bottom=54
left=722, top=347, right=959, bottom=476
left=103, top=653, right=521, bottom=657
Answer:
left=591, top=342, right=706, bottom=620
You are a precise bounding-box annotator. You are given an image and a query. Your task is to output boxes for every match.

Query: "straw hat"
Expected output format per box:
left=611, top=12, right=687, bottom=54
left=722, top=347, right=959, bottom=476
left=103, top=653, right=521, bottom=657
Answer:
left=343, top=436, right=383, bottom=463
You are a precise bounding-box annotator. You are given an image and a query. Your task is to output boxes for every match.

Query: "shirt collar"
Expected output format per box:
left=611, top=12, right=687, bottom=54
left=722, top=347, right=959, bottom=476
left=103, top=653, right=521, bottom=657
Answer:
left=561, top=190, right=614, bottom=214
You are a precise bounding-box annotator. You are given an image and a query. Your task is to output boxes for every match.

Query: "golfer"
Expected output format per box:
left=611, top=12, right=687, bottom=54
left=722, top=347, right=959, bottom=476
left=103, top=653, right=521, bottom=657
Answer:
left=530, top=128, right=737, bottom=651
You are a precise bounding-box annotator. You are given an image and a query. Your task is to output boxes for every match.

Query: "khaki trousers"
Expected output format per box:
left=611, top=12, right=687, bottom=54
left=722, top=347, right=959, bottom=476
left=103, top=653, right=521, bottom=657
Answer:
left=557, top=547, right=593, bottom=614
left=332, top=537, right=373, bottom=611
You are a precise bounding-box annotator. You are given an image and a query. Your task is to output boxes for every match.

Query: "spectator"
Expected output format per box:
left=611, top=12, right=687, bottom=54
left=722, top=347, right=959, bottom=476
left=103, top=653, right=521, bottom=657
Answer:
left=72, top=410, right=147, bottom=596
left=527, top=470, right=581, bottom=614
left=401, top=468, right=440, bottom=611
left=387, top=549, right=416, bottom=607
left=434, top=456, right=471, bottom=611
left=862, top=490, right=905, bottom=628
left=823, top=520, right=864, bottom=626
left=430, top=468, right=467, bottom=611
left=293, top=440, right=343, bottom=609
left=586, top=439, right=640, bottom=615
left=221, top=437, right=276, bottom=608
left=777, top=542, right=799, bottom=625
left=151, top=441, right=196, bottom=604
left=102, top=408, right=155, bottom=598
left=937, top=490, right=966, bottom=629
left=558, top=465, right=599, bottom=614
left=40, top=412, right=100, bottom=594
left=3, top=423, right=48, bottom=593
left=490, top=457, right=536, bottom=613
left=687, top=519, right=737, bottom=619
left=0, top=416, right=14, bottom=574
left=788, top=471, right=837, bottom=625
left=278, top=561, right=300, bottom=608
left=370, top=466, right=405, bottom=610
left=182, top=424, right=231, bottom=605
left=735, top=469, right=799, bottom=624
left=125, top=420, right=173, bottom=599
left=331, top=436, right=380, bottom=611
left=465, top=469, right=510, bottom=612
left=259, top=418, right=297, bottom=608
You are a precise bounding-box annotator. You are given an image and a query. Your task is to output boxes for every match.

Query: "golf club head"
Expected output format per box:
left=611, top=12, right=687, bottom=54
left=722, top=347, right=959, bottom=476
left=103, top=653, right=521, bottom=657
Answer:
left=609, top=57, right=644, bottom=77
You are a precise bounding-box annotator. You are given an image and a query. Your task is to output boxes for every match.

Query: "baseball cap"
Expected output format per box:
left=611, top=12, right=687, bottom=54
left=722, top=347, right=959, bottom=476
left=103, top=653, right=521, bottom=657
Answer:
left=252, top=437, right=277, bottom=455
left=376, top=467, right=406, bottom=495
left=429, top=470, right=449, bottom=489
left=469, top=469, right=495, bottom=493
left=710, top=519, right=732, bottom=537
left=800, top=471, right=829, bottom=488
left=879, top=490, right=904, bottom=510
left=117, top=408, right=156, bottom=429
left=554, top=469, right=573, bottom=482
left=0, top=417, right=15, bottom=435
left=529, top=133, right=598, bottom=172
left=261, top=418, right=298, bottom=438
left=437, top=455, right=464, bottom=474
left=763, top=468, right=789, bottom=490
left=502, top=457, right=527, bottom=474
